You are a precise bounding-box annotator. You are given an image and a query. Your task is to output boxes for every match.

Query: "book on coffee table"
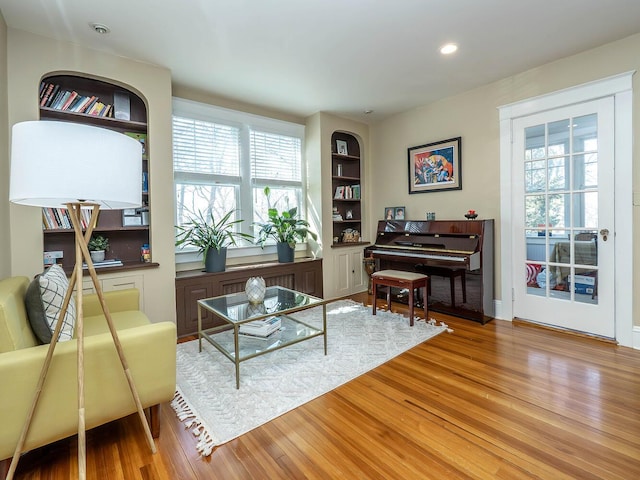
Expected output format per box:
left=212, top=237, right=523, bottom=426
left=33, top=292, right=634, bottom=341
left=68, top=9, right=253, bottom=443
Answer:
left=239, top=315, right=281, bottom=337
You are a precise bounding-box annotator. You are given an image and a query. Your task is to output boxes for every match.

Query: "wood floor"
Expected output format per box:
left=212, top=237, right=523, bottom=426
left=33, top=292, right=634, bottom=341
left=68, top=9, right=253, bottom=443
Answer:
left=9, top=293, right=640, bottom=479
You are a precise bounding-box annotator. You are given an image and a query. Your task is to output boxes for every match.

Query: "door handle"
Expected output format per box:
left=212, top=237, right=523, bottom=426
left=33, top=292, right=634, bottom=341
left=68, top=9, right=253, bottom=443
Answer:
left=599, top=228, right=609, bottom=241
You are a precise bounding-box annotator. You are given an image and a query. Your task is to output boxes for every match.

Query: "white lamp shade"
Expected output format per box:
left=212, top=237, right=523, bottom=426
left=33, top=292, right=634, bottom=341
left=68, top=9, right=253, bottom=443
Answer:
left=9, top=120, right=143, bottom=209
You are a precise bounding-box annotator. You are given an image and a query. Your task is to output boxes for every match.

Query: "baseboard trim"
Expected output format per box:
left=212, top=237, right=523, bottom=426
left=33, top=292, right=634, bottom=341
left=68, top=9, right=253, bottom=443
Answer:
left=513, top=318, right=618, bottom=345
left=633, top=326, right=640, bottom=350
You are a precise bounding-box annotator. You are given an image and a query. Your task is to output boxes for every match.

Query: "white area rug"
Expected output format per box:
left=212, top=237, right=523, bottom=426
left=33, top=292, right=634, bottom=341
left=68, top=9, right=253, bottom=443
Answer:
left=171, top=300, right=449, bottom=455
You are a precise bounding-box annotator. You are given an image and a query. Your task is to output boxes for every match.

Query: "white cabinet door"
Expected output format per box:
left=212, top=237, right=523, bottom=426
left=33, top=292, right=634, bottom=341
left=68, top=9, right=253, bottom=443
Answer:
left=333, top=249, right=366, bottom=297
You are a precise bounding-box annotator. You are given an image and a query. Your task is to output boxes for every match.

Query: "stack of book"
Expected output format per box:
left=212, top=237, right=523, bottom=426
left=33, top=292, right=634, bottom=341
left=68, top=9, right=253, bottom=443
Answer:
left=239, top=316, right=281, bottom=337
left=82, top=259, right=123, bottom=269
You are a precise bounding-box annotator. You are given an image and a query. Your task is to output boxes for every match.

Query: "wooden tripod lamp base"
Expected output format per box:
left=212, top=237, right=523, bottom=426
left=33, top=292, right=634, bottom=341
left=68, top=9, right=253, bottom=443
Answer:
left=6, top=203, right=156, bottom=480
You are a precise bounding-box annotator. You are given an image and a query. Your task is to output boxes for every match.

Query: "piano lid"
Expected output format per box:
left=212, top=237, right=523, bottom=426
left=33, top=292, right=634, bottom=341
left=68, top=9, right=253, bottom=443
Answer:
left=371, top=220, right=481, bottom=255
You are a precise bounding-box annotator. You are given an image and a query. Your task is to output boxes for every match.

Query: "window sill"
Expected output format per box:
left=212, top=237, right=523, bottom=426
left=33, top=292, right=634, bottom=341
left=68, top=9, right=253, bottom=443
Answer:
left=174, top=243, right=312, bottom=271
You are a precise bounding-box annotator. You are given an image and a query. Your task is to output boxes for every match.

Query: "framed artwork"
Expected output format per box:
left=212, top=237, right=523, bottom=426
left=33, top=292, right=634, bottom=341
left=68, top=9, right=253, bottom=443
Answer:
left=384, top=207, right=395, bottom=220
left=408, top=136, right=461, bottom=194
left=336, top=139, right=348, bottom=155
left=394, top=207, right=405, bottom=220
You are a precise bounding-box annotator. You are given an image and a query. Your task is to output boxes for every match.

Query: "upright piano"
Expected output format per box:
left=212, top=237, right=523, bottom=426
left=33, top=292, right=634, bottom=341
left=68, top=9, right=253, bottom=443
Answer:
left=364, top=219, right=494, bottom=323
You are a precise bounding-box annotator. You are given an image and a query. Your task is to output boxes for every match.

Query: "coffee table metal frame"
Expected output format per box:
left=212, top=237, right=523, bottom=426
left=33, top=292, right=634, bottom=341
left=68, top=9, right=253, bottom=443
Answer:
left=197, top=286, right=327, bottom=388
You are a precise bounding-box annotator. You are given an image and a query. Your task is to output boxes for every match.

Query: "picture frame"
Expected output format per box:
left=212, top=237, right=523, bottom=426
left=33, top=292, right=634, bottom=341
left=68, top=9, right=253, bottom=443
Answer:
left=394, top=207, right=405, bottom=220
left=384, top=207, right=395, bottom=220
left=408, top=136, right=461, bottom=194
left=346, top=209, right=353, bottom=220
left=336, top=139, right=349, bottom=156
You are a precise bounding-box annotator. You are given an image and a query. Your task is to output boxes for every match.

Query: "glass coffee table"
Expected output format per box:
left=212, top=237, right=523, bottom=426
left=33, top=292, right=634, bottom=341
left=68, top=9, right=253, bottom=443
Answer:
left=197, top=286, right=327, bottom=388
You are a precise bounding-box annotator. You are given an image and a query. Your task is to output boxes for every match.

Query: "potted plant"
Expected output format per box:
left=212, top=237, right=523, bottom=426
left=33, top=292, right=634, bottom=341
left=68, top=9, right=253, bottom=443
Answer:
left=87, top=235, right=109, bottom=263
left=175, top=209, right=253, bottom=272
left=254, top=187, right=317, bottom=263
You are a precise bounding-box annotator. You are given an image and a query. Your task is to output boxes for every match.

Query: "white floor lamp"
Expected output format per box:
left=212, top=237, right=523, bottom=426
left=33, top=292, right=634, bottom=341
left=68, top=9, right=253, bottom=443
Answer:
left=7, top=120, right=156, bottom=479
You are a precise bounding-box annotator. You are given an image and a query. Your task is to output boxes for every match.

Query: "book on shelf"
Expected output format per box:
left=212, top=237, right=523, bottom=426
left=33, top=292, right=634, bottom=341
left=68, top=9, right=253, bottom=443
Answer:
left=239, top=315, right=282, bottom=337
left=334, top=186, right=345, bottom=199
left=47, top=88, right=65, bottom=109
left=52, top=90, right=71, bottom=110
left=82, top=258, right=124, bottom=269
left=42, top=207, right=95, bottom=230
left=39, top=83, right=55, bottom=107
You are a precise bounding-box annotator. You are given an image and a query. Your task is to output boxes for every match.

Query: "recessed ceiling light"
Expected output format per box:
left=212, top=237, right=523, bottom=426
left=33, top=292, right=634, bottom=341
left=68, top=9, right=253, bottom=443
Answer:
left=440, top=43, right=458, bottom=55
left=90, top=23, right=111, bottom=34
left=364, top=110, right=374, bottom=115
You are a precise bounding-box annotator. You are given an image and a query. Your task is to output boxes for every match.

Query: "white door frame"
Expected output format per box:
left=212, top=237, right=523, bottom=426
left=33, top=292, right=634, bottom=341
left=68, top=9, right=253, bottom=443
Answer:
left=498, top=71, right=634, bottom=348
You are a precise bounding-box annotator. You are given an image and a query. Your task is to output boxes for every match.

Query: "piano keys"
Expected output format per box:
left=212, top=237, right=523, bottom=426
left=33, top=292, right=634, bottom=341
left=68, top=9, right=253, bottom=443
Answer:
left=364, top=219, right=494, bottom=323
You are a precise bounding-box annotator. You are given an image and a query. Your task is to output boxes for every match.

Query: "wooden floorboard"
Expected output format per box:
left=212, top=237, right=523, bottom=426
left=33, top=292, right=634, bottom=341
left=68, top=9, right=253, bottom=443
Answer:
left=9, top=292, right=640, bottom=479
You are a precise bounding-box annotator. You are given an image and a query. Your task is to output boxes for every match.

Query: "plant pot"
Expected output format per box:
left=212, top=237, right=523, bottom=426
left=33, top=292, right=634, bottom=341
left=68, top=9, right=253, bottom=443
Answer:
left=204, top=247, right=227, bottom=273
left=276, top=242, right=294, bottom=263
left=90, top=250, right=105, bottom=263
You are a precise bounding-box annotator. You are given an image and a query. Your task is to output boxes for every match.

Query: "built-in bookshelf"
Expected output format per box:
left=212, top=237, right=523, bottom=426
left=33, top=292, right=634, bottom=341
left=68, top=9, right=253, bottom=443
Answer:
left=331, top=132, right=365, bottom=246
left=39, top=74, right=156, bottom=273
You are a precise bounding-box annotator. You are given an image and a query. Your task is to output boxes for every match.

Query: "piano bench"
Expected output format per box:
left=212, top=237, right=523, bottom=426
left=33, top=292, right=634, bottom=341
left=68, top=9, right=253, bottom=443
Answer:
left=371, top=270, right=429, bottom=326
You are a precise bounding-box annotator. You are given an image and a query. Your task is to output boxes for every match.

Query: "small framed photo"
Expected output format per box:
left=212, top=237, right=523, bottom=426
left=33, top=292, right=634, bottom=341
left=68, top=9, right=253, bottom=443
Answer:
left=384, top=207, right=395, bottom=220
left=346, top=209, right=353, bottom=220
left=394, top=207, right=405, bottom=220
left=336, top=139, right=348, bottom=155
left=409, top=136, right=462, bottom=194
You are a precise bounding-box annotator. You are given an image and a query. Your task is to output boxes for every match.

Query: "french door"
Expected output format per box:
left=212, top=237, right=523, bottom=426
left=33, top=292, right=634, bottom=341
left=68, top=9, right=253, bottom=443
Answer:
left=512, top=98, right=615, bottom=338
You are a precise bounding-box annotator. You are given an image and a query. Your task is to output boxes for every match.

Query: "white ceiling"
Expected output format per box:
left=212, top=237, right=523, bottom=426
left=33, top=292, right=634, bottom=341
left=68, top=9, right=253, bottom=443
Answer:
left=2, top=0, right=640, bottom=123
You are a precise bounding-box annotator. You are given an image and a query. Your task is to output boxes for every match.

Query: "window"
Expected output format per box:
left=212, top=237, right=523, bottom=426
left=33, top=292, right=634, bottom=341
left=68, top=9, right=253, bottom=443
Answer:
left=172, top=98, right=305, bottom=259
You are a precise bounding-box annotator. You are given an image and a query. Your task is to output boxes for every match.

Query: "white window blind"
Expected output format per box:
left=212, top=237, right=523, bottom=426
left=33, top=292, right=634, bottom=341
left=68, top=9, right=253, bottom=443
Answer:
left=173, top=116, right=240, bottom=176
left=250, top=130, right=301, bottom=182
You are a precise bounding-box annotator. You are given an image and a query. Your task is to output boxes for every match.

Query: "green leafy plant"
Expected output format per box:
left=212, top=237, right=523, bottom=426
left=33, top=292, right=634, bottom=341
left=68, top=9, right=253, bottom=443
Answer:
left=87, top=235, right=109, bottom=252
left=255, top=187, right=317, bottom=249
left=175, top=209, right=253, bottom=260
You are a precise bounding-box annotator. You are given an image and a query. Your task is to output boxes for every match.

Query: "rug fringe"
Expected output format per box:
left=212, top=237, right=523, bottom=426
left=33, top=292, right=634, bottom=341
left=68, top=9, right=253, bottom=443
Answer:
left=171, top=389, right=217, bottom=456
left=428, top=317, right=454, bottom=333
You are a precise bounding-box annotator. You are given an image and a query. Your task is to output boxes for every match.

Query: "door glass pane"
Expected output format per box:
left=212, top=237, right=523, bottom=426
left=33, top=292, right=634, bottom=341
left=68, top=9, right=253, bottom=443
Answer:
left=525, top=124, right=545, bottom=159
left=573, top=267, right=598, bottom=305
left=572, top=114, right=597, bottom=153
left=548, top=119, right=570, bottom=156
left=573, top=153, right=598, bottom=189
left=526, top=262, right=545, bottom=297
left=548, top=156, right=568, bottom=190
left=548, top=193, right=569, bottom=228
left=574, top=234, right=597, bottom=267
left=525, top=195, right=546, bottom=228
left=525, top=230, right=545, bottom=262
left=573, top=192, right=598, bottom=228
left=525, top=160, right=545, bottom=192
